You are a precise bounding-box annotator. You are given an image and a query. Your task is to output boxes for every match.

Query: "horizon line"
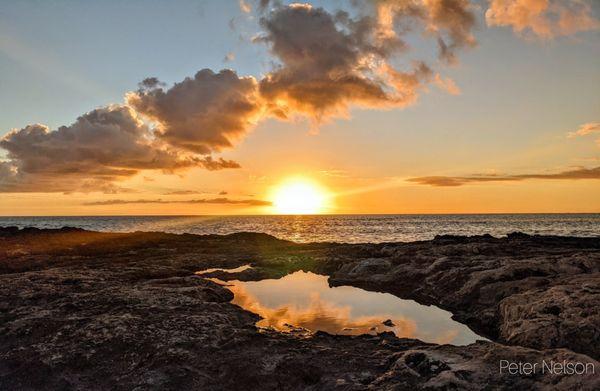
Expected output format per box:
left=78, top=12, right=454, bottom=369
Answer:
left=1, top=212, right=599, bottom=218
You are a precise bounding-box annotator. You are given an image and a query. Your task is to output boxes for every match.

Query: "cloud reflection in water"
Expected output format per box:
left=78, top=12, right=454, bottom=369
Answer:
left=223, top=271, right=482, bottom=345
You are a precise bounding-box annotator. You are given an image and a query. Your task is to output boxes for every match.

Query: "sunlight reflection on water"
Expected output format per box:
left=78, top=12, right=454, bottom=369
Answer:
left=2, top=214, right=598, bottom=243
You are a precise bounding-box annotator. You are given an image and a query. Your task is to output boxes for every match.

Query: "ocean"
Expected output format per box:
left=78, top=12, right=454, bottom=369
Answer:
left=1, top=214, right=598, bottom=243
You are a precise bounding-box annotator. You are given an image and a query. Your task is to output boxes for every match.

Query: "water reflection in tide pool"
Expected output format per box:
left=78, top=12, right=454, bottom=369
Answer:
left=210, top=271, right=484, bottom=346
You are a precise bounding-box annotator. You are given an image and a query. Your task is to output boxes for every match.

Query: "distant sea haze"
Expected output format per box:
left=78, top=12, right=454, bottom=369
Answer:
left=1, top=214, right=598, bottom=243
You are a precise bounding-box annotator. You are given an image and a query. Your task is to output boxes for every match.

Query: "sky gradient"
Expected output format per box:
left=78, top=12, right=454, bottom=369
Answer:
left=0, top=0, right=599, bottom=215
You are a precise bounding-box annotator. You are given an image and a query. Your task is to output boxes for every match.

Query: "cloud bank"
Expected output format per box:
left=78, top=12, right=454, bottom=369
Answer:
left=83, top=197, right=272, bottom=206
left=0, top=106, right=238, bottom=193
left=407, top=166, right=600, bottom=186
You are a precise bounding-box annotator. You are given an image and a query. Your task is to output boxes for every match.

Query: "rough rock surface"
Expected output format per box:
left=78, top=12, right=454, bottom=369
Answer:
left=326, top=234, right=600, bottom=360
left=0, top=227, right=598, bottom=390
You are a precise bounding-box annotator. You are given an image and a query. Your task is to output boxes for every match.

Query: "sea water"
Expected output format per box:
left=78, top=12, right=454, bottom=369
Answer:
left=1, top=214, right=598, bottom=243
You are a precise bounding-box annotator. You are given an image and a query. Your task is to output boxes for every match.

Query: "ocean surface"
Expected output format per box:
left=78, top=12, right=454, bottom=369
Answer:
left=1, top=214, right=598, bottom=243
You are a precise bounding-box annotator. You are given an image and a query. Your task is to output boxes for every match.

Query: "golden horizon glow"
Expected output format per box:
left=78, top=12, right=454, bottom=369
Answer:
left=271, top=177, right=330, bottom=215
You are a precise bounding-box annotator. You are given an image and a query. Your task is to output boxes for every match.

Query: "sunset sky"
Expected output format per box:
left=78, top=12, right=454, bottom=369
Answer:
left=0, top=0, right=599, bottom=215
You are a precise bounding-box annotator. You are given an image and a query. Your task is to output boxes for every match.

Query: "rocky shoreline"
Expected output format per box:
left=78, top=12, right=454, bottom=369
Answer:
left=1, top=227, right=598, bottom=390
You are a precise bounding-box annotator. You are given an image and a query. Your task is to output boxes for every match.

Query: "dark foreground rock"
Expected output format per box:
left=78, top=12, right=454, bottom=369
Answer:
left=0, top=227, right=598, bottom=390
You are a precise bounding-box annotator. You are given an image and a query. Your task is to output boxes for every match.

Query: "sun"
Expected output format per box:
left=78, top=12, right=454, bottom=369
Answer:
left=271, top=178, right=329, bottom=215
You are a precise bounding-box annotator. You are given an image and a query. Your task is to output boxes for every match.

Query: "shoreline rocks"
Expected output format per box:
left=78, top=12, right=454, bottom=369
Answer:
left=1, top=227, right=598, bottom=390
left=326, top=234, right=600, bottom=360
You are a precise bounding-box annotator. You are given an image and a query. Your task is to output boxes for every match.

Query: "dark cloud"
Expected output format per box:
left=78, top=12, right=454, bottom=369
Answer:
left=256, top=1, right=475, bottom=121
left=163, top=189, right=231, bottom=196
left=515, top=166, right=600, bottom=180
left=0, top=105, right=238, bottom=193
left=0, top=161, right=133, bottom=194
left=162, top=190, right=205, bottom=195
left=257, top=0, right=273, bottom=13
left=138, top=77, right=165, bottom=90
left=427, top=0, right=477, bottom=63
left=83, top=197, right=272, bottom=206
left=200, top=155, right=241, bottom=170
left=257, top=4, right=396, bottom=119
left=407, top=175, right=514, bottom=187
left=407, top=166, right=600, bottom=186
left=127, top=69, right=262, bottom=154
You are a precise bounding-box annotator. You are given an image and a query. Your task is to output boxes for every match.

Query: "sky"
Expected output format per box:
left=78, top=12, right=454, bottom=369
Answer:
left=0, top=0, right=599, bottom=215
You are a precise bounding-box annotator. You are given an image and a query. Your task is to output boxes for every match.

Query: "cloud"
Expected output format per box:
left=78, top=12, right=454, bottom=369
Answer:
left=371, top=0, right=477, bottom=63
left=127, top=69, right=263, bottom=154
left=0, top=105, right=238, bottom=193
left=239, top=0, right=252, bottom=14
left=223, top=52, right=235, bottom=62
left=257, top=3, right=396, bottom=120
left=256, top=1, right=476, bottom=121
left=162, top=190, right=206, bottom=195
left=567, top=122, right=600, bottom=148
left=83, top=197, right=272, bottom=206
left=434, top=73, right=461, bottom=95
left=163, top=189, right=230, bottom=196
left=422, top=0, right=478, bottom=63
left=568, top=122, right=600, bottom=137
left=407, top=175, right=513, bottom=186
left=568, top=122, right=600, bottom=138
left=200, top=156, right=241, bottom=170
left=407, top=166, right=600, bottom=186
left=485, top=0, right=600, bottom=39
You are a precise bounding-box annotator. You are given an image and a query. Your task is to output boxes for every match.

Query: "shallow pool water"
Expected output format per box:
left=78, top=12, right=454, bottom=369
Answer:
left=203, top=269, right=485, bottom=346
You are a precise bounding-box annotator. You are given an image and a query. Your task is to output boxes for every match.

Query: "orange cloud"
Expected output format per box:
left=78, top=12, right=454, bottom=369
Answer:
left=568, top=122, right=600, bottom=146
left=434, top=73, right=461, bottom=95
left=486, top=0, right=600, bottom=39
left=229, top=283, right=417, bottom=337
left=239, top=0, right=251, bottom=14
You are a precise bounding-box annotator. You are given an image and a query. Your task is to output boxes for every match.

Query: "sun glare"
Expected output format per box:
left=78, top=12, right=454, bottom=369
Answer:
left=272, top=179, right=329, bottom=215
